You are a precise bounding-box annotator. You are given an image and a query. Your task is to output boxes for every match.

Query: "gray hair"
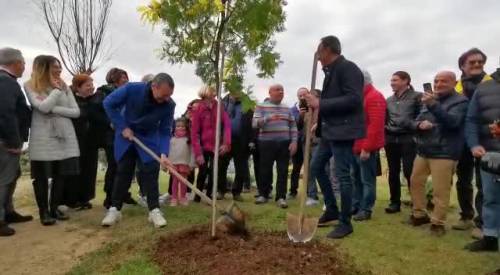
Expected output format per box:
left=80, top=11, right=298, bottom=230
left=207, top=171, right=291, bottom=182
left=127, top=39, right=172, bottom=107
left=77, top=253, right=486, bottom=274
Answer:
left=152, top=73, right=175, bottom=88
left=141, top=73, right=154, bottom=82
left=361, top=69, right=373, bottom=85
left=0, top=47, right=24, bottom=65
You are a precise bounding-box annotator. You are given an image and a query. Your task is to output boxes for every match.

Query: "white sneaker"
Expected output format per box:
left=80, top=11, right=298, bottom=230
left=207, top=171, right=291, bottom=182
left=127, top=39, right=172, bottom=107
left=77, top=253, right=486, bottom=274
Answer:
left=305, top=198, right=320, bottom=207
left=148, top=208, right=167, bottom=228
left=159, top=193, right=170, bottom=206
left=101, top=207, right=122, bottom=227
left=322, top=204, right=326, bottom=211
left=187, top=192, right=194, bottom=201
left=137, top=196, right=148, bottom=208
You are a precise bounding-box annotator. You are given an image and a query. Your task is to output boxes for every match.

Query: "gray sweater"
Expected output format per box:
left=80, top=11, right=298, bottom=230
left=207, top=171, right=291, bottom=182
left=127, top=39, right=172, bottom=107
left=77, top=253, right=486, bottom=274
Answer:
left=25, top=83, right=80, bottom=161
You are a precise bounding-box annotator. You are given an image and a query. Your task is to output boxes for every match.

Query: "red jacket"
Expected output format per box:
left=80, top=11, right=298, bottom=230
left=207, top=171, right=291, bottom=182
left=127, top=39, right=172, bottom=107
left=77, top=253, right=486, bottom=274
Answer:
left=191, top=99, right=231, bottom=158
left=353, top=84, right=386, bottom=154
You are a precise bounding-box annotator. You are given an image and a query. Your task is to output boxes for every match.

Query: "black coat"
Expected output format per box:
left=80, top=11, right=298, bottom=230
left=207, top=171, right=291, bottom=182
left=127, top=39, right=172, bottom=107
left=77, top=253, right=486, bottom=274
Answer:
left=385, top=89, right=423, bottom=143
left=317, top=56, right=365, bottom=141
left=414, top=91, right=468, bottom=160
left=221, top=95, right=254, bottom=147
left=0, top=70, right=31, bottom=148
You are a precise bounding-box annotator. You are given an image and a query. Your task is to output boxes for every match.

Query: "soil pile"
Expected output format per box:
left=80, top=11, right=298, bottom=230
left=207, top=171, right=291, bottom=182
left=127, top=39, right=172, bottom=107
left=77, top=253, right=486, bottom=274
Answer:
left=154, top=226, right=360, bottom=275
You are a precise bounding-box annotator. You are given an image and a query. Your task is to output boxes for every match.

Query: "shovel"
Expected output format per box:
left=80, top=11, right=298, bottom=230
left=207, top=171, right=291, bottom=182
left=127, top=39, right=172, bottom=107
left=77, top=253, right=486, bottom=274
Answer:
left=287, top=52, right=319, bottom=243
left=132, top=136, right=247, bottom=236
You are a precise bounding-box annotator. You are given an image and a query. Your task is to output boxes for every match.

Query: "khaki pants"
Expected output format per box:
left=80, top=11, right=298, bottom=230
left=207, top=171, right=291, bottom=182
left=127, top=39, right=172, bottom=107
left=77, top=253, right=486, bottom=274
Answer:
left=410, top=156, right=456, bottom=226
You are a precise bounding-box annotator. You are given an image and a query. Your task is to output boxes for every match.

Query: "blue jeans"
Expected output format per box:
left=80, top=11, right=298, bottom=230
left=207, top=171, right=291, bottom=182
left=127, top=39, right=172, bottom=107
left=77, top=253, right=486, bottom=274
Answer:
left=311, top=140, right=335, bottom=212
left=307, top=145, right=319, bottom=199
left=352, top=153, right=377, bottom=213
left=480, top=169, right=500, bottom=237
left=329, top=140, right=355, bottom=227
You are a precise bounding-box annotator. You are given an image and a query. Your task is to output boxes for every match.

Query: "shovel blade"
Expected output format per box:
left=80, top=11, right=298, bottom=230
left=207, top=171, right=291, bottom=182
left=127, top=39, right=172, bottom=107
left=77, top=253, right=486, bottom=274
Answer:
left=286, top=213, right=319, bottom=243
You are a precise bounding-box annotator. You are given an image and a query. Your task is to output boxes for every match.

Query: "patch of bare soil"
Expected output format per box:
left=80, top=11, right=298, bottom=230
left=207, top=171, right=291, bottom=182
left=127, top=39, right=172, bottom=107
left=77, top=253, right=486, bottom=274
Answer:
left=154, top=225, right=360, bottom=275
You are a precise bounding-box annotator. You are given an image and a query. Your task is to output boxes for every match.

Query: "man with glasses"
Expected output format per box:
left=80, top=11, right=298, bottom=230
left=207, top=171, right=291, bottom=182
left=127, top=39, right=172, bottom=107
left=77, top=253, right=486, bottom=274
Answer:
left=453, top=48, right=492, bottom=239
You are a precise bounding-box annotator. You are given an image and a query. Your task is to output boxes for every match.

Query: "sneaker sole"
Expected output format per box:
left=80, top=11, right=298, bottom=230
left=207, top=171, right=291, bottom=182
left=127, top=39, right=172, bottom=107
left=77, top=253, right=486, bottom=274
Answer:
left=148, top=218, right=167, bottom=228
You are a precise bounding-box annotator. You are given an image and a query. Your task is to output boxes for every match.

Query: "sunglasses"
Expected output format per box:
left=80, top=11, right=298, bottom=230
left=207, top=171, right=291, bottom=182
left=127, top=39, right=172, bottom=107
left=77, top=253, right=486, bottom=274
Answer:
left=467, top=59, right=485, bottom=66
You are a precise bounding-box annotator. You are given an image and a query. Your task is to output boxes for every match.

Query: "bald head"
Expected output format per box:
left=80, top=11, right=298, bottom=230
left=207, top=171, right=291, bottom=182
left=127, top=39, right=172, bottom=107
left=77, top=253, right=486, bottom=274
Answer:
left=269, top=84, right=284, bottom=104
left=434, top=70, right=457, bottom=95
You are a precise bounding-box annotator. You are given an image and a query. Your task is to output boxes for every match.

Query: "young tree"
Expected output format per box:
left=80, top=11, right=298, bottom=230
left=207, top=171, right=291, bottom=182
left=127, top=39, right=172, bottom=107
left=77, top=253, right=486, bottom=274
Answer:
left=38, top=0, right=113, bottom=75
left=139, top=0, right=286, bottom=111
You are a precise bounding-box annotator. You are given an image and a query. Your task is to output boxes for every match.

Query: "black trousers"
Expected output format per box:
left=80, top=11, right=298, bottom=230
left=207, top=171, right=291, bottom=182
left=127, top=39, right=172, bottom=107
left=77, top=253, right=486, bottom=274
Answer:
left=218, top=137, right=250, bottom=196
left=250, top=144, right=260, bottom=190
left=258, top=140, right=290, bottom=200
left=67, top=139, right=99, bottom=206
left=385, top=142, right=416, bottom=206
left=290, top=141, right=304, bottom=196
left=456, top=148, right=483, bottom=226
left=194, top=151, right=220, bottom=200
left=31, top=161, right=67, bottom=214
left=111, top=147, right=160, bottom=211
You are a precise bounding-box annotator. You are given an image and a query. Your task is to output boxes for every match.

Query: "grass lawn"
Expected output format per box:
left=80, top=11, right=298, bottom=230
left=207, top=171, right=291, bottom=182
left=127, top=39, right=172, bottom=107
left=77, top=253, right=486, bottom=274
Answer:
left=11, top=166, right=499, bottom=274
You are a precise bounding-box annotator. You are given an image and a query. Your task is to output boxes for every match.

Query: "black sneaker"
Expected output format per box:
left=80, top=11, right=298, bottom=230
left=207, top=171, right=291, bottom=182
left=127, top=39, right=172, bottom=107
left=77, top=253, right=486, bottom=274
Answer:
left=232, top=194, right=244, bottom=202
left=5, top=211, right=33, bottom=223
left=465, top=236, right=499, bottom=252
left=318, top=211, right=339, bottom=227
left=326, top=224, right=353, bottom=239
left=353, top=211, right=371, bottom=221
left=124, top=196, right=138, bottom=205
left=385, top=204, right=401, bottom=214
left=430, top=224, right=446, bottom=237
left=0, top=222, right=15, bottom=237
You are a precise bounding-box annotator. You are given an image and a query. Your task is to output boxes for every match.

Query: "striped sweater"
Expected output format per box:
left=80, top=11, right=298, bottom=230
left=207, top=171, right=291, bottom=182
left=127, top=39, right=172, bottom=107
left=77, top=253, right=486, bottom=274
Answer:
left=252, top=100, right=298, bottom=142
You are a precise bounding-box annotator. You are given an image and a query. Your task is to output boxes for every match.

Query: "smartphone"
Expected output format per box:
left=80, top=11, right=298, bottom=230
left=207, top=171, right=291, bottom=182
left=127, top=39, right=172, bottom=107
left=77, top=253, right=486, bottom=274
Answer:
left=299, top=98, right=308, bottom=111
left=423, top=83, right=432, bottom=93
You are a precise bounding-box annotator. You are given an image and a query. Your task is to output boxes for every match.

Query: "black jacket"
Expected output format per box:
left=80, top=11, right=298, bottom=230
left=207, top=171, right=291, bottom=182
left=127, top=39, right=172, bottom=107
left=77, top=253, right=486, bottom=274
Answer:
left=317, top=56, right=365, bottom=141
left=221, top=95, right=254, bottom=147
left=385, top=88, right=422, bottom=143
left=414, top=91, right=468, bottom=160
left=0, top=70, right=31, bottom=148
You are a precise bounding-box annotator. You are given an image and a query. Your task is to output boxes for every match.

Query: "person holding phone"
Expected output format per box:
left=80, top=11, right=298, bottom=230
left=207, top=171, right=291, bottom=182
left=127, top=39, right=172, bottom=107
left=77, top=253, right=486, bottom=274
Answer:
left=409, top=71, right=468, bottom=236
left=289, top=87, right=309, bottom=199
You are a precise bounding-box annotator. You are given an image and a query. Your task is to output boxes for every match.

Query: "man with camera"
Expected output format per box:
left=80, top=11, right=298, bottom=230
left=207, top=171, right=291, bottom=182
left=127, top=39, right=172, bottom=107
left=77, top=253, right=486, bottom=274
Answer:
left=409, top=71, right=468, bottom=236
left=289, top=87, right=309, bottom=199
left=464, top=66, right=500, bottom=252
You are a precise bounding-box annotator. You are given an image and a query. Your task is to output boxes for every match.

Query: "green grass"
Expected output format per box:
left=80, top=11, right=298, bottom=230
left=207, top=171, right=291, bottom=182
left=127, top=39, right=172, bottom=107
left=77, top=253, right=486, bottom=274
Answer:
left=16, top=168, right=495, bottom=275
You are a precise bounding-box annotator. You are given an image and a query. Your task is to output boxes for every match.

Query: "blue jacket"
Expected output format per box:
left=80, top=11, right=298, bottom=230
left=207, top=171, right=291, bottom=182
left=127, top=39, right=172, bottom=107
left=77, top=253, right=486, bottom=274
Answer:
left=103, top=82, right=175, bottom=162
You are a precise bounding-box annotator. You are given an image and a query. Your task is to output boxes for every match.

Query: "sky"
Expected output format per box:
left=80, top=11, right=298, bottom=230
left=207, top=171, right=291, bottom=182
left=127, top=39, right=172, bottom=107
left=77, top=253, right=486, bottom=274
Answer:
left=2, top=0, right=500, bottom=117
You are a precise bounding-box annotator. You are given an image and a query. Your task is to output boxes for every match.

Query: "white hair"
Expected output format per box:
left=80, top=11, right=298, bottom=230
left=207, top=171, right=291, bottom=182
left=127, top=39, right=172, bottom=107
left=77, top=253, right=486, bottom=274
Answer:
left=361, top=69, right=372, bottom=85
left=0, top=47, right=23, bottom=65
left=141, top=73, right=154, bottom=82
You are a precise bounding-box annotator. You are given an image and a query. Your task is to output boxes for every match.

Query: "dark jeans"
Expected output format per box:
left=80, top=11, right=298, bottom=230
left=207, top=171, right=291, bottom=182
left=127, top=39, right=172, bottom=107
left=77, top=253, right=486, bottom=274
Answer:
left=330, top=140, right=355, bottom=227
left=385, top=142, right=416, bottom=207
left=307, top=144, right=319, bottom=199
left=290, top=141, right=304, bottom=196
left=219, top=137, right=250, bottom=196
left=456, top=148, right=483, bottom=227
left=257, top=140, right=290, bottom=200
left=111, top=147, right=160, bottom=211
left=311, top=140, right=334, bottom=209
left=352, top=153, right=377, bottom=213
left=0, top=147, right=20, bottom=221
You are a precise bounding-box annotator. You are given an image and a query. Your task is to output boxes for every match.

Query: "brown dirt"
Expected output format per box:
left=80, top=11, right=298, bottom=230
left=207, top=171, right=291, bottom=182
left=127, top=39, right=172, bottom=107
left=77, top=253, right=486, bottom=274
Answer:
left=154, top=225, right=359, bottom=275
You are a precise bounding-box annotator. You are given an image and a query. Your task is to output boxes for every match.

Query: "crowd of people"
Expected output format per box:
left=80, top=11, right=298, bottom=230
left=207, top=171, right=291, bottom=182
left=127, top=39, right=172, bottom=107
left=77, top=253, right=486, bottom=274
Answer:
left=1, top=35, right=499, bottom=255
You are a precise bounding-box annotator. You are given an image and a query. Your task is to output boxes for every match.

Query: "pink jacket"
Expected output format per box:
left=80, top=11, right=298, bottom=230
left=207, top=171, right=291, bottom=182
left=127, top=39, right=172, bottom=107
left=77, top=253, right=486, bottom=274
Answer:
left=190, top=99, right=231, bottom=157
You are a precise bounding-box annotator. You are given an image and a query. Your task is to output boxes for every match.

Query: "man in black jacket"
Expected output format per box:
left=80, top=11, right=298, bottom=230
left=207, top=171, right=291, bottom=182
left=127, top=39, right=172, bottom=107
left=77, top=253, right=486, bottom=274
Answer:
left=409, top=71, right=468, bottom=236
left=306, top=35, right=365, bottom=238
left=384, top=71, right=422, bottom=213
left=218, top=93, right=253, bottom=201
left=0, top=47, right=33, bottom=236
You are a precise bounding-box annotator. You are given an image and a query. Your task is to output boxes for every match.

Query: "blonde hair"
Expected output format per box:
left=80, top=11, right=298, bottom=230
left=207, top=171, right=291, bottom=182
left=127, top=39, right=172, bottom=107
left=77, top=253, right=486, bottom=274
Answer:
left=198, top=85, right=216, bottom=100
left=28, top=55, right=66, bottom=94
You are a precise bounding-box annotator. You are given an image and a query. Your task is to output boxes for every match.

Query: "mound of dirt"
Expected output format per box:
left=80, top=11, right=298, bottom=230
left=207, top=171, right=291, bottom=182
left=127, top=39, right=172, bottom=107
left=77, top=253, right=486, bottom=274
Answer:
left=154, top=226, right=358, bottom=275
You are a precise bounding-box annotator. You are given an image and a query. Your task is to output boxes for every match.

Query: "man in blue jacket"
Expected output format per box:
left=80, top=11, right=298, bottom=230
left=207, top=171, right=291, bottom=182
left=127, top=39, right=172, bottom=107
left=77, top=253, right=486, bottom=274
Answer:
left=101, top=73, right=175, bottom=228
left=306, top=35, right=365, bottom=238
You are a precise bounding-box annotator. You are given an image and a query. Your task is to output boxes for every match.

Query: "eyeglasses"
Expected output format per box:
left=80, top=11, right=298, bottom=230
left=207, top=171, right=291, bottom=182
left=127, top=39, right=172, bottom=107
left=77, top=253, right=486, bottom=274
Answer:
left=467, top=59, right=485, bottom=66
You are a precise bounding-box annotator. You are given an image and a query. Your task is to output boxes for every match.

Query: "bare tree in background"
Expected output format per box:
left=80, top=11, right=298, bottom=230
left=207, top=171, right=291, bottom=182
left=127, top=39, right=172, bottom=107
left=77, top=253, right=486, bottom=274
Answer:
left=38, top=0, right=113, bottom=75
